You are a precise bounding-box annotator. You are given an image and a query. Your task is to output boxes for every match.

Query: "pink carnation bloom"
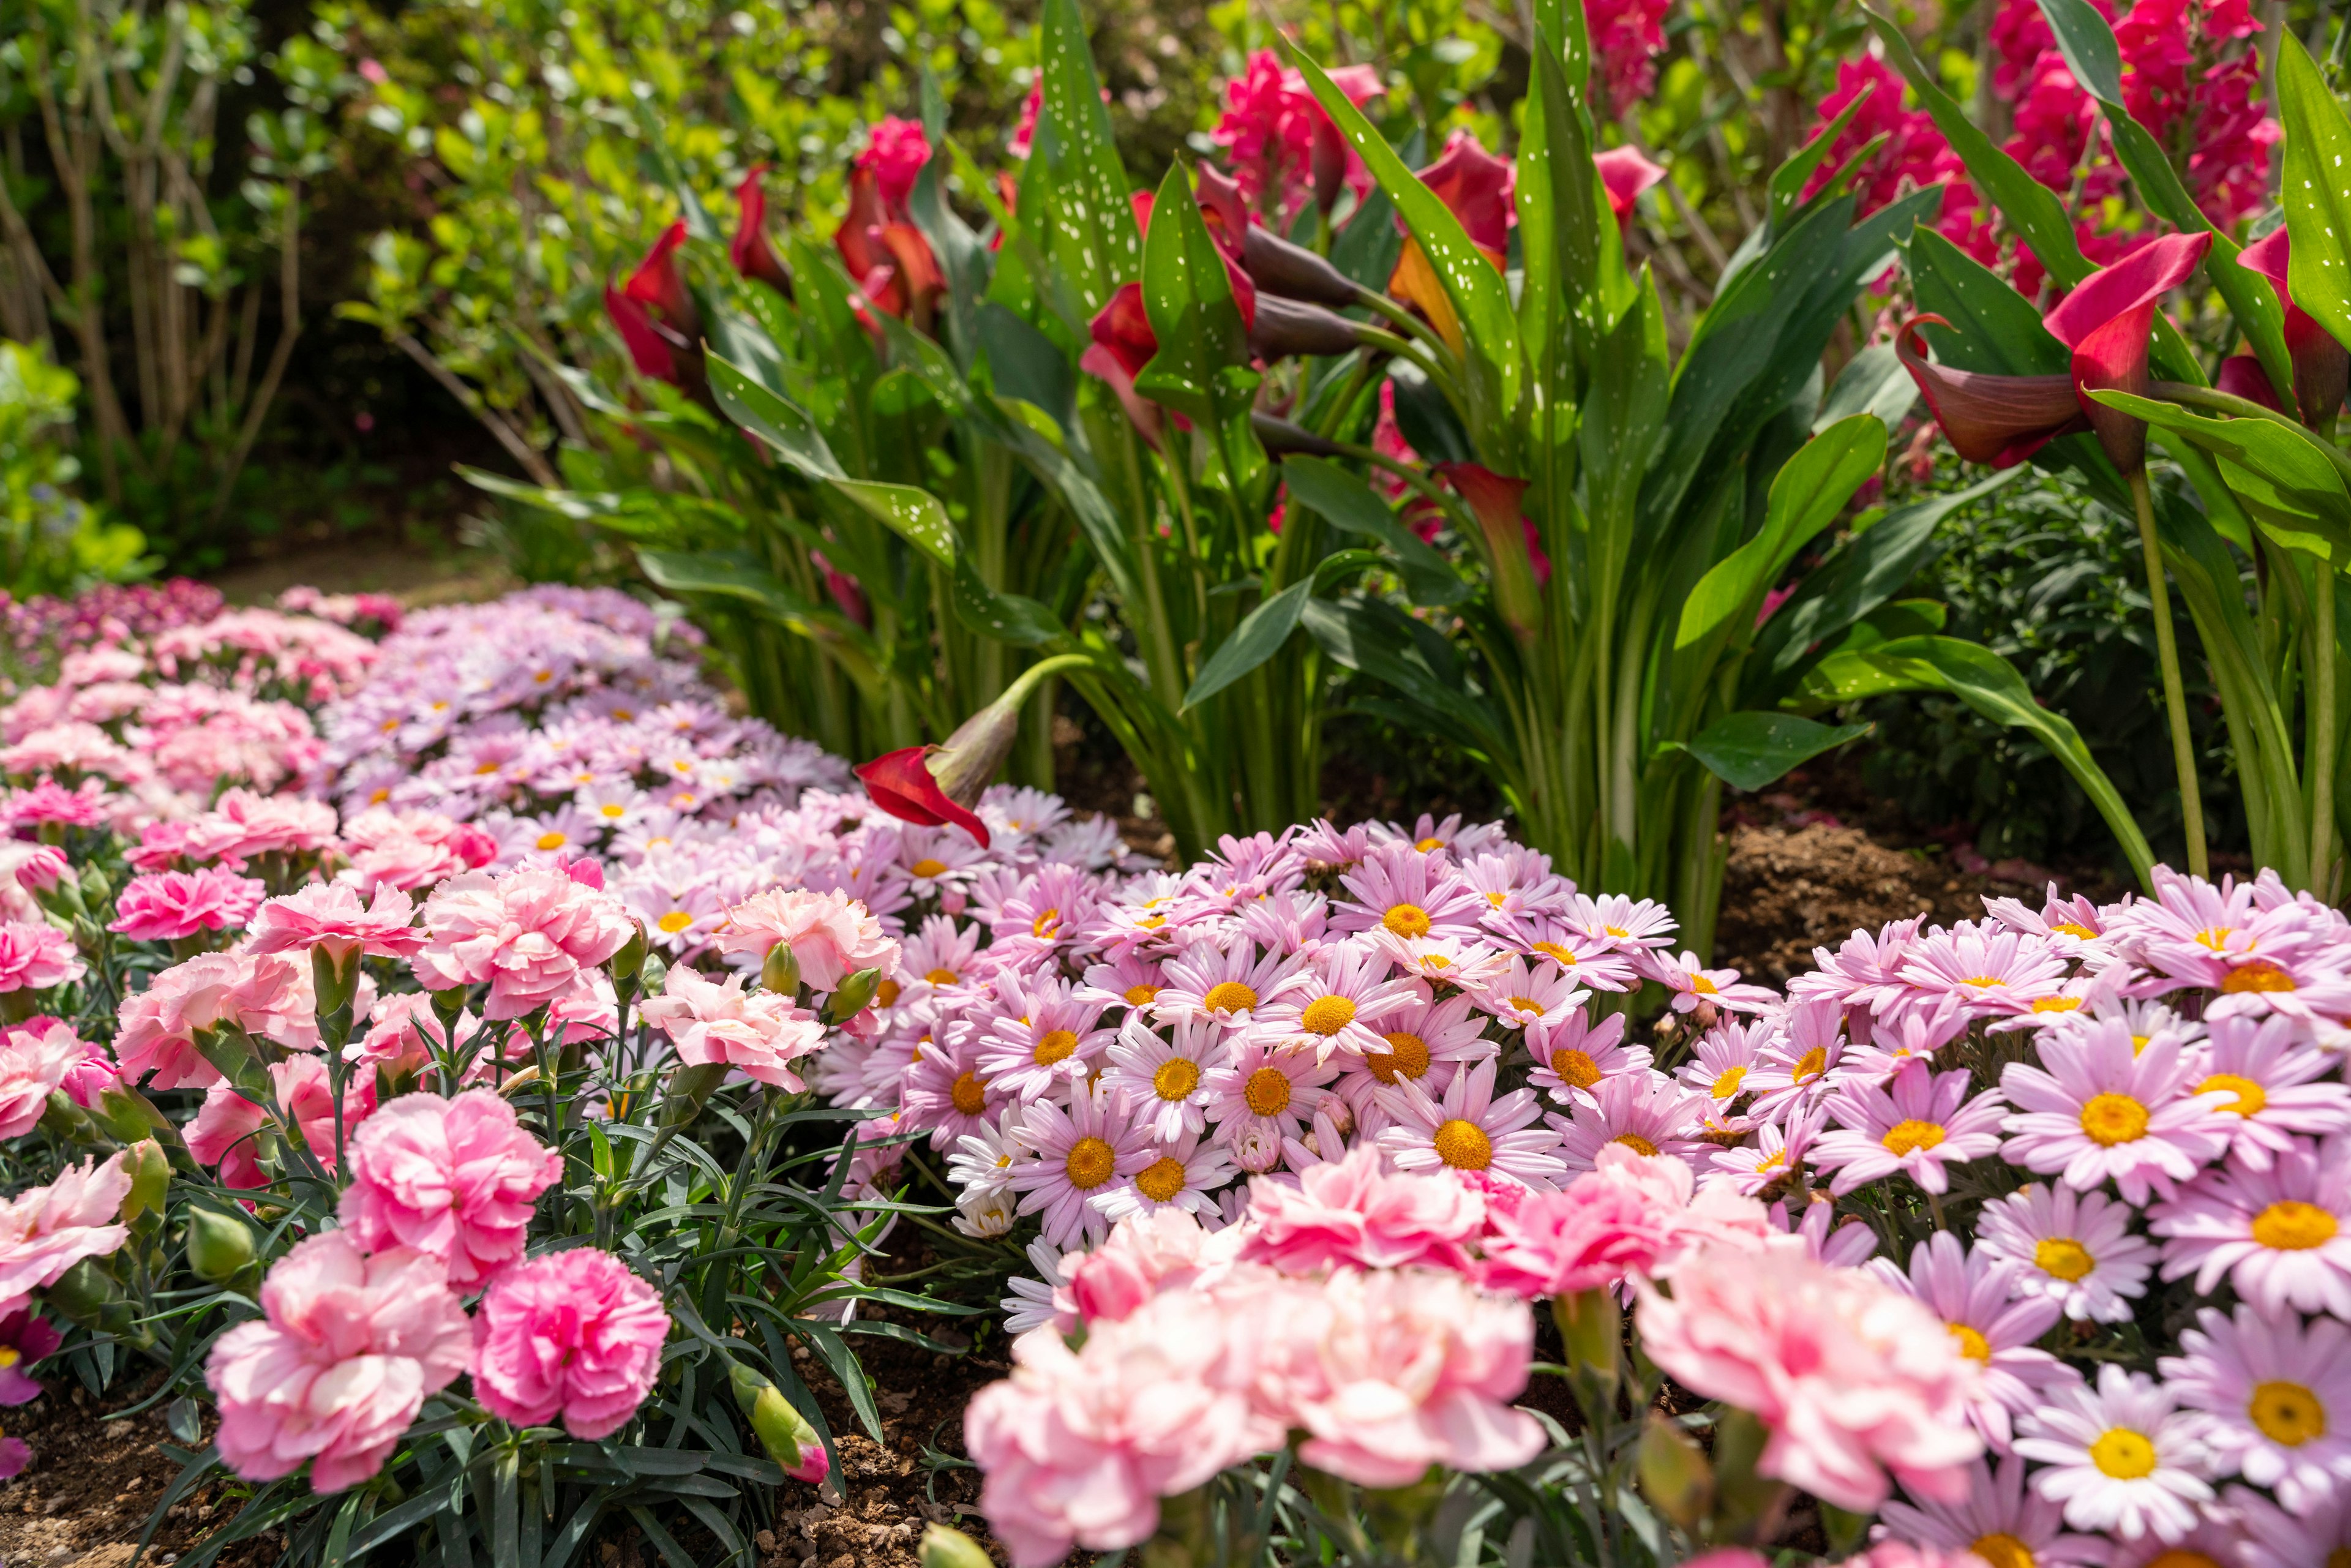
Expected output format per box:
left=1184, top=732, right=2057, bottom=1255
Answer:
left=338, top=1089, right=563, bottom=1288
left=10, top=845, right=66, bottom=893
left=1237, top=1147, right=1486, bottom=1275
left=0, top=921, right=82, bottom=995
left=410, top=866, right=635, bottom=1021
left=1812, top=1062, right=2007, bottom=1196
left=637, top=966, right=826, bottom=1090
left=0, top=1153, right=132, bottom=1317
left=1633, top=1242, right=1984, bottom=1511
left=716, top=887, right=899, bottom=992
left=470, top=1248, right=669, bottom=1438
left=182, top=788, right=339, bottom=864
left=206, top=1231, right=470, bottom=1493
left=1998, top=1018, right=2231, bottom=1203
left=0, top=1019, right=88, bottom=1139
left=247, top=882, right=422, bottom=962
left=1059, top=1209, right=1237, bottom=1325
left=1480, top=1142, right=1780, bottom=1297
left=107, top=869, right=266, bottom=943
left=113, top=950, right=319, bottom=1089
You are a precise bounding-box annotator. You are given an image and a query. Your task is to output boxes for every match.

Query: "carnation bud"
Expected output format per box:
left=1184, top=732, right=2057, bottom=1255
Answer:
left=122, top=1139, right=170, bottom=1223
left=1635, top=1413, right=1713, bottom=1533
left=640, top=955, right=669, bottom=997
left=729, top=1363, right=828, bottom=1483
left=821, top=967, right=880, bottom=1024
left=1552, top=1286, right=1621, bottom=1388
left=13, top=846, right=67, bottom=895
left=661, top=1061, right=728, bottom=1125
left=92, top=1084, right=162, bottom=1144
left=42, top=1256, right=114, bottom=1327
left=310, top=942, right=361, bottom=1018
left=187, top=1208, right=257, bottom=1284
left=609, top=921, right=650, bottom=986
left=918, top=1524, right=994, bottom=1568
left=38, top=1090, right=97, bottom=1144
left=760, top=940, right=801, bottom=996
left=430, top=986, right=468, bottom=1028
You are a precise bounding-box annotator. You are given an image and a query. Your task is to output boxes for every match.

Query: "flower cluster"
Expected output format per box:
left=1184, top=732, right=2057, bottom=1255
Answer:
left=0, top=579, right=227, bottom=663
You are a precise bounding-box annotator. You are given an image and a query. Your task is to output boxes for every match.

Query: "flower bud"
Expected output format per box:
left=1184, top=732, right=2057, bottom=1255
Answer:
left=1553, top=1286, right=1620, bottom=1387
left=39, top=1090, right=97, bottom=1144
left=1636, top=1412, right=1713, bottom=1532
left=93, top=1084, right=162, bottom=1144
left=1250, top=411, right=1344, bottom=458
left=42, top=1257, right=113, bottom=1327
left=1248, top=296, right=1368, bottom=362
left=918, top=1524, right=994, bottom=1568
left=822, top=967, right=880, bottom=1025
left=609, top=921, right=650, bottom=987
left=310, top=943, right=361, bottom=1018
left=187, top=1208, right=257, bottom=1284
left=855, top=655, right=1093, bottom=847
left=729, top=1363, right=828, bottom=1483
left=760, top=940, right=801, bottom=996
left=1241, top=226, right=1360, bottom=307
left=122, top=1139, right=170, bottom=1224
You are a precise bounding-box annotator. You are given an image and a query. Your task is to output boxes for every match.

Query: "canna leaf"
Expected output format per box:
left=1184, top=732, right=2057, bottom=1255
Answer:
left=1676, top=711, right=1871, bottom=792
left=2279, top=35, right=2351, bottom=357
left=1030, top=0, right=1139, bottom=320
left=1182, top=579, right=1315, bottom=711
left=1279, top=456, right=1466, bottom=606
left=1677, top=414, right=1888, bottom=651
left=2091, top=391, right=2351, bottom=565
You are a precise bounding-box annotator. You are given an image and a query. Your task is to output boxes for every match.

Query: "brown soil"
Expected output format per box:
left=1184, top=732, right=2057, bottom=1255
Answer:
left=0, top=1371, right=204, bottom=1566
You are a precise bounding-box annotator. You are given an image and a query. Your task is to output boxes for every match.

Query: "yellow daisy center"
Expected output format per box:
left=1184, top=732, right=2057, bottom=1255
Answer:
left=1243, top=1066, right=1292, bottom=1117
left=925, top=967, right=959, bottom=986
left=2222, top=960, right=2296, bottom=994
left=1414, top=836, right=1445, bottom=852
left=1300, top=995, right=1357, bottom=1035
left=1151, top=1059, right=1200, bottom=1102
left=2031, top=996, right=2081, bottom=1013
left=1947, top=1322, right=1992, bottom=1363
left=1532, top=941, right=1577, bottom=966
left=2248, top=1379, right=2325, bottom=1446
left=1613, top=1132, right=1659, bottom=1157
left=1709, top=1065, right=1746, bottom=1100
left=1433, top=1118, right=1492, bottom=1170
left=1031, top=908, right=1060, bottom=940
left=1367, top=1031, right=1431, bottom=1084
left=656, top=910, right=694, bottom=934
left=1064, top=1136, right=1114, bottom=1190
left=1135, top=1157, right=1188, bottom=1203
left=1960, top=974, right=2007, bottom=988
left=2195, top=926, right=2236, bottom=951
left=535, top=831, right=567, bottom=851
left=2079, top=1092, right=2149, bottom=1146
left=473, top=760, right=501, bottom=775
left=1882, top=1119, right=1946, bottom=1156
left=1970, top=1534, right=2034, bottom=1568
left=2196, top=1073, right=2266, bottom=1117
left=950, top=1071, right=989, bottom=1116
left=1791, top=1046, right=1828, bottom=1083
left=875, top=980, right=900, bottom=1008
left=1553, top=1048, right=1602, bottom=1089
left=2034, top=1236, right=2096, bottom=1281
left=2251, top=1199, right=2338, bottom=1251
left=600, top=803, right=626, bottom=819
left=1689, top=975, right=1718, bottom=995
left=2143, top=1554, right=2222, bottom=1568
left=2088, top=1428, right=2158, bottom=1479
left=2052, top=921, right=2098, bottom=940
left=1031, top=1029, right=1080, bottom=1066
left=1204, top=981, right=1258, bottom=1015
left=910, top=857, right=948, bottom=879
left=1124, top=984, right=1160, bottom=1007
left=1382, top=903, right=1432, bottom=939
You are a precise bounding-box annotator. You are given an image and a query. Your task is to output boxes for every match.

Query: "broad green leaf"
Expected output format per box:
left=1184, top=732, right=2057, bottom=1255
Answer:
left=1864, top=6, right=2090, bottom=288
left=1905, top=227, right=2071, bottom=375
left=1769, top=86, right=1873, bottom=234
left=1183, top=579, right=1314, bottom=711
left=835, top=480, right=958, bottom=563
left=1030, top=0, right=1138, bottom=319
left=1677, top=711, right=1870, bottom=791
left=1134, top=167, right=1255, bottom=428
left=1282, top=37, right=1523, bottom=464
left=1815, top=342, right=1918, bottom=433
left=1530, top=0, right=1591, bottom=96
left=978, top=303, right=1074, bottom=430
left=2093, top=391, right=2351, bottom=564
left=2279, top=35, right=2351, bottom=356
left=1517, top=30, right=1600, bottom=365
left=1677, top=414, right=1888, bottom=650
left=705, top=350, right=846, bottom=478
left=1280, top=456, right=1466, bottom=606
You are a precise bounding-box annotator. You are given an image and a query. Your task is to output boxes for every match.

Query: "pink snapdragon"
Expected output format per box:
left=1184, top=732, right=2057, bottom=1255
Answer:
left=0, top=1019, right=88, bottom=1140
left=638, top=966, right=827, bottom=1090
left=338, top=1089, right=563, bottom=1288
left=716, top=887, right=899, bottom=992
left=410, top=866, right=636, bottom=1020
left=1633, top=1242, right=1983, bottom=1510
left=207, top=1231, right=470, bottom=1492
left=0, top=921, right=81, bottom=995
left=470, top=1248, right=670, bottom=1438
left=1237, top=1147, right=1485, bottom=1276
left=247, top=882, right=422, bottom=962
left=0, top=1153, right=132, bottom=1316
left=108, top=869, right=266, bottom=943
left=1479, top=1142, right=1780, bottom=1297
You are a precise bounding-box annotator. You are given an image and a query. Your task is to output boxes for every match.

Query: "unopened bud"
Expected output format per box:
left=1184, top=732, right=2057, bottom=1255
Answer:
left=610, top=922, right=649, bottom=986
left=310, top=943, right=361, bottom=1018
left=43, top=1256, right=113, bottom=1326
left=1553, top=1287, right=1621, bottom=1387
left=822, top=967, right=880, bottom=1024
left=1242, top=225, right=1360, bottom=307
left=918, top=1523, right=994, bottom=1568
left=760, top=942, right=800, bottom=996
left=1636, top=1413, right=1712, bottom=1532
left=122, top=1140, right=170, bottom=1223
left=187, top=1208, right=257, bottom=1284
left=93, top=1085, right=159, bottom=1144
left=730, top=1363, right=828, bottom=1483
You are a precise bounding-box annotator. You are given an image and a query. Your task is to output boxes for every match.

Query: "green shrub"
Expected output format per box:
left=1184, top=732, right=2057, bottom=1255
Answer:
left=0, top=339, right=149, bottom=595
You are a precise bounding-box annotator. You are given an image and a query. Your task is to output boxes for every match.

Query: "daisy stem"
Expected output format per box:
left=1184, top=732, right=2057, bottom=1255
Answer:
left=1927, top=1188, right=1948, bottom=1232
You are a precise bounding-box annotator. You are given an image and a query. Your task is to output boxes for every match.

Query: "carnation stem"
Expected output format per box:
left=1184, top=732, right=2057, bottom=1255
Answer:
left=2130, top=469, right=2208, bottom=877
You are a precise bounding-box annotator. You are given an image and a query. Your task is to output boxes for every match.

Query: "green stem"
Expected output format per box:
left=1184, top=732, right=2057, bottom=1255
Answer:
left=2131, top=468, right=2209, bottom=877
left=2315, top=558, right=2339, bottom=897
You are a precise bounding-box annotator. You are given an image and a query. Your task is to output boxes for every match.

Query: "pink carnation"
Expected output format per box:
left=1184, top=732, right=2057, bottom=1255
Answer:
left=1057, top=1210, right=1234, bottom=1326
left=1237, top=1147, right=1485, bottom=1275
left=181, top=789, right=339, bottom=864
left=0, top=921, right=82, bottom=995
left=716, top=887, right=898, bottom=992
left=107, top=869, right=266, bottom=943
left=338, top=1089, right=562, bottom=1288
left=246, top=881, right=421, bottom=962
left=3, top=776, right=111, bottom=827
left=187, top=1057, right=377, bottom=1186
left=113, top=950, right=318, bottom=1089
left=10, top=845, right=66, bottom=893
left=410, top=866, right=635, bottom=1021
left=1633, top=1243, right=1983, bottom=1511
left=0, top=1019, right=89, bottom=1140
left=470, top=1248, right=670, bottom=1438
left=0, top=1152, right=132, bottom=1316
left=206, top=1231, right=470, bottom=1492
left=637, top=966, right=826, bottom=1090
left=337, top=808, right=498, bottom=894
left=1480, top=1142, right=1782, bottom=1298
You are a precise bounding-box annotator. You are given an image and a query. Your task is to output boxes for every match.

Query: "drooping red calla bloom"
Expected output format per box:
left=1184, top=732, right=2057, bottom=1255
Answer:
left=730, top=167, right=792, bottom=296
left=854, top=748, right=989, bottom=847
left=606, top=221, right=701, bottom=386
left=621, top=222, right=696, bottom=331
left=2215, top=354, right=2287, bottom=414
left=1437, top=462, right=1548, bottom=642
left=833, top=152, right=947, bottom=331
left=1894, top=315, right=2087, bottom=468
left=2238, top=227, right=2350, bottom=429
left=1595, top=146, right=1666, bottom=224
left=604, top=285, right=683, bottom=384
left=857, top=116, right=932, bottom=214
left=2042, top=230, right=2211, bottom=475
left=1080, top=283, right=1164, bottom=448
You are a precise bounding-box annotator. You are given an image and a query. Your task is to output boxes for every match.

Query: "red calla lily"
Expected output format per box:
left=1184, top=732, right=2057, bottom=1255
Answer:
left=1894, top=315, right=2087, bottom=468
left=1081, top=282, right=1164, bottom=448
left=604, top=284, right=684, bottom=384
left=1595, top=147, right=1666, bottom=225
left=2238, top=228, right=2349, bottom=429
left=2216, top=354, right=2288, bottom=415
left=1438, top=461, right=1547, bottom=642
left=1412, top=131, right=1512, bottom=257
left=606, top=221, right=702, bottom=387
left=730, top=167, right=792, bottom=296
left=2043, top=231, right=2211, bottom=475
left=855, top=748, right=990, bottom=847
left=621, top=221, right=697, bottom=333
left=833, top=166, right=946, bottom=329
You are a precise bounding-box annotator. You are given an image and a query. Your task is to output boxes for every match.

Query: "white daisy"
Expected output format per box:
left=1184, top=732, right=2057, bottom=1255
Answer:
left=1974, top=1182, right=2158, bottom=1324
left=2013, top=1364, right=2216, bottom=1544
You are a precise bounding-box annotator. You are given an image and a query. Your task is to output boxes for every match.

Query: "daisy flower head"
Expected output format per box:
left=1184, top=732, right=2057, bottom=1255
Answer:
left=948, top=1108, right=1028, bottom=1197
left=1088, top=874, right=1187, bottom=951
left=1098, top=1013, right=1220, bottom=1143
left=1089, top=1127, right=1237, bottom=1225
left=1983, top=881, right=2115, bottom=959
left=1706, top=1106, right=1823, bottom=1198
left=622, top=877, right=723, bottom=955
left=1525, top=1007, right=1651, bottom=1108
left=1812, top=1061, right=2007, bottom=1197
left=1077, top=951, right=1168, bottom=1016
left=1676, top=1017, right=1769, bottom=1106
left=2120, top=865, right=2320, bottom=996
left=900, top=1033, right=1002, bottom=1149
left=1472, top=953, right=1590, bottom=1032
left=1004, top=1083, right=1158, bottom=1249
left=2159, top=1304, right=2351, bottom=1512
left=1790, top=916, right=1925, bottom=1015
left=1998, top=1016, right=2232, bottom=1204
left=1000, top=1238, right=1069, bottom=1335
left=2230, top=1480, right=2351, bottom=1568
left=1233, top=889, right=1330, bottom=958
left=1375, top=1056, right=1567, bottom=1190
left=2148, top=1137, right=2351, bottom=1318
left=1247, top=941, right=1417, bottom=1062
left=896, top=827, right=990, bottom=898
left=1974, top=1183, right=2156, bottom=1324
left=1741, top=1001, right=1845, bottom=1120
left=1549, top=1070, right=1706, bottom=1174
left=1842, top=997, right=1970, bottom=1081
left=1367, top=929, right=1509, bottom=991
left=1201, top=1037, right=1338, bottom=1148
left=1335, top=989, right=1496, bottom=1133
left=2181, top=1010, right=2351, bottom=1169
left=1869, top=1232, right=2067, bottom=1450
left=1644, top=950, right=1777, bottom=1016
left=970, top=972, right=1114, bottom=1102
left=1897, top=923, right=2071, bottom=1017
left=1874, top=1454, right=2110, bottom=1568
left=1331, top=841, right=1487, bottom=942
left=1509, top=918, right=1640, bottom=992
left=2012, top=1364, right=2215, bottom=1544
left=1564, top=891, right=1678, bottom=953
left=898, top=913, right=983, bottom=992
left=1457, top=842, right=1570, bottom=932
left=1153, top=942, right=1306, bottom=1032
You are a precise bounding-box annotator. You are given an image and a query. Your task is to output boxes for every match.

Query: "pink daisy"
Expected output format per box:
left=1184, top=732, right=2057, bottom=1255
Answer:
left=1812, top=1062, right=2006, bottom=1197
left=1089, top=1128, right=1235, bottom=1225
left=971, top=972, right=1114, bottom=1102
left=1974, top=1183, right=2155, bottom=1325
left=1334, top=989, right=1495, bottom=1134
left=1875, top=1454, right=2109, bottom=1568
left=1706, top=1107, right=1823, bottom=1197
left=1548, top=1070, right=1706, bottom=1174
left=1839, top=997, right=1969, bottom=1082
left=1524, top=1007, right=1651, bottom=1108
left=1896, top=924, right=2069, bottom=1016
left=1562, top=892, right=1677, bottom=952
left=2183, top=1011, right=2351, bottom=1170
left=1097, top=1015, right=1220, bottom=1143
left=2148, top=1138, right=2351, bottom=1319
left=1201, top=1038, right=1339, bottom=1149
left=2159, top=1304, right=2351, bottom=1512
left=1510, top=918, right=1641, bottom=992
left=1003, top=1084, right=1158, bottom=1249
left=1741, top=1002, right=1845, bottom=1120
left=2230, top=1482, right=2351, bottom=1568
left=1675, top=1018, right=1768, bottom=1106
left=1998, top=1018, right=2232, bottom=1204
left=1246, top=942, right=1417, bottom=1061
left=1868, top=1232, right=2066, bottom=1450
left=1375, top=1057, right=1566, bottom=1190
left=1643, top=950, right=1777, bottom=1015
left=2012, top=1365, right=2214, bottom=1544
left=1472, top=954, right=1588, bottom=1032
left=1152, top=943, right=1305, bottom=1032
left=1330, top=842, right=1487, bottom=942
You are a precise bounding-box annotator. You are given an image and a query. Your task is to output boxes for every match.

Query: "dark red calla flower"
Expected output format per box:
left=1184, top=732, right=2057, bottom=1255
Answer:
left=1595, top=147, right=1666, bottom=225
left=836, top=167, right=907, bottom=319
left=2043, top=231, right=2211, bottom=475
left=604, top=284, right=683, bottom=384
left=1894, top=315, right=2087, bottom=468
left=621, top=221, right=699, bottom=340
left=855, top=748, right=989, bottom=847
left=2238, top=228, right=2349, bottom=429
left=1081, top=282, right=1164, bottom=448
left=1308, top=64, right=1384, bottom=217
left=730, top=166, right=793, bottom=296
left=2216, top=354, right=2288, bottom=414
left=1196, top=163, right=1250, bottom=258
left=1412, top=130, right=1512, bottom=259
left=1437, top=461, right=1547, bottom=640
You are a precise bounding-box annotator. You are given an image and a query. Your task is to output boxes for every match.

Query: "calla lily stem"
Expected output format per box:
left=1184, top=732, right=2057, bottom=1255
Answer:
left=2129, top=468, right=2209, bottom=877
